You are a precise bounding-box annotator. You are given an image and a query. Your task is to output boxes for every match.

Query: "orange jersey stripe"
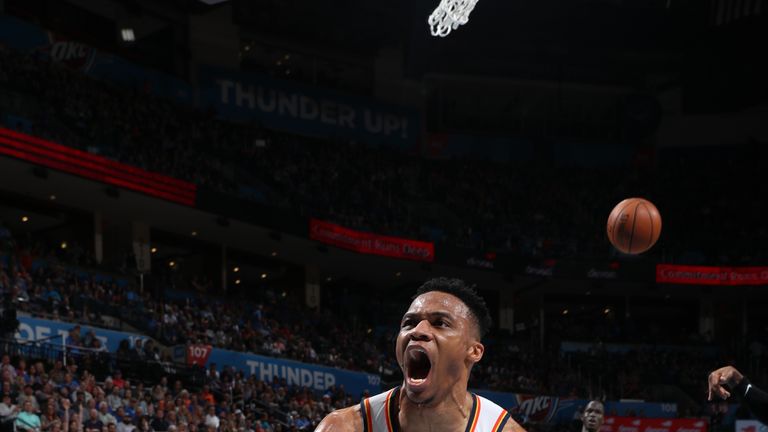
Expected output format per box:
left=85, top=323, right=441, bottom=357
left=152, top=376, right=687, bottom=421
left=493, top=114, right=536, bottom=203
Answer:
left=469, top=396, right=481, bottom=432
left=364, top=398, right=373, bottom=432
left=384, top=389, right=395, bottom=432
left=492, top=410, right=508, bottom=432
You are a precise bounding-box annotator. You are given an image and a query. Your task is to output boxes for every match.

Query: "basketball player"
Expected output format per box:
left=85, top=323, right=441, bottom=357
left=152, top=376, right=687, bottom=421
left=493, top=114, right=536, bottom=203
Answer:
left=708, top=365, right=768, bottom=423
left=581, top=401, right=605, bottom=432
left=316, top=277, right=525, bottom=432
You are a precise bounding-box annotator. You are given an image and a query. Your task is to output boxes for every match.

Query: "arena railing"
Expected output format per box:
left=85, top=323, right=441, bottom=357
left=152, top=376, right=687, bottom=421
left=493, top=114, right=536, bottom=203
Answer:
left=0, top=338, right=206, bottom=389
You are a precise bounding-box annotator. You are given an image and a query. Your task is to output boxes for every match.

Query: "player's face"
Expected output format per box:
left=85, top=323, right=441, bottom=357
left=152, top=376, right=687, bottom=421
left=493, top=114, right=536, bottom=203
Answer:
left=582, top=401, right=605, bottom=432
left=396, top=291, right=483, bottom=404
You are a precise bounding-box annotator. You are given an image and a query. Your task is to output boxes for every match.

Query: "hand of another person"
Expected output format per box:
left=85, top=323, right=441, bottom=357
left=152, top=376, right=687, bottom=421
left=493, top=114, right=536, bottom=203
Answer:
left=708, top=366, right=745, bottom=400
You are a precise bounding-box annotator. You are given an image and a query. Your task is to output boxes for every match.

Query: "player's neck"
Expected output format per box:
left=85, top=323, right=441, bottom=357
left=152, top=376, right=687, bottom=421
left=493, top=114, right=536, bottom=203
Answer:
left=397, top=385, right=475, bottom=432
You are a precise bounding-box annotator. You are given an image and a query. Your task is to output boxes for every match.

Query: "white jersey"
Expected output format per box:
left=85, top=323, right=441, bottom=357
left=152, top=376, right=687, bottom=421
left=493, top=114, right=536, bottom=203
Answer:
left=360, top=386, right=511, bottom=432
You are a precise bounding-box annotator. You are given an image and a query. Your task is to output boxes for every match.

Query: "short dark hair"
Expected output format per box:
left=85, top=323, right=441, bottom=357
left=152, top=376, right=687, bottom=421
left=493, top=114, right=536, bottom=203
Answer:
left=414, top=277, right=492, bottom=338
left=585, top=400, right=605, bottom=410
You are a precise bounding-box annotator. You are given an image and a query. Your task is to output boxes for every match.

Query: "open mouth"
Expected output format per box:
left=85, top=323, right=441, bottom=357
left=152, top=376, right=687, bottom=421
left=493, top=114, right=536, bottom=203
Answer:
left=405, top=348, right=432, bottom=386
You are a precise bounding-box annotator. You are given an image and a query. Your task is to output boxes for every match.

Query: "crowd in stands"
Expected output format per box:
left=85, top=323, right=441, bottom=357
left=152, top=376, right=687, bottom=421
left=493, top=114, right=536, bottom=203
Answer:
left=0, top=229, right=393, bottom=376
left=2, top=42, right=767, bottom=264
left=0, top=232, right=746, bottom=412
left=0, top=350, right=355, bottom=432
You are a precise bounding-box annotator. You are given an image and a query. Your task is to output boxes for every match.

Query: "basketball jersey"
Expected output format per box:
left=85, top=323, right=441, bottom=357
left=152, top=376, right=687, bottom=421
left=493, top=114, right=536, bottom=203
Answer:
left=359, top=387, right=511, bottom=432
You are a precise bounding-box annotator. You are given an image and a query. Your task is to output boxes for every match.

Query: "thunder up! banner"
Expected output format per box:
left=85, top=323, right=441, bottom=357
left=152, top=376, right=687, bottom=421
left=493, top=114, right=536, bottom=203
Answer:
left=205, top=348, right=380, bottom=398
left=656, top=264, right=768, bottom=286
left=199, top=66, right=420, bottom=148
left=601, top=417, right=708, bottom=432
left=310, top=219, right=435, bottom=262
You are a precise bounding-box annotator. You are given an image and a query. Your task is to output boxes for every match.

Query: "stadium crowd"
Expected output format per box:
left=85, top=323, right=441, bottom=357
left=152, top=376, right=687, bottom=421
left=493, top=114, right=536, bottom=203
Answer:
left=2, top=42, right=767, bottom=264
left=0, top=231, right=745, bottom=411
left=0, top=350, right=354, bottom=432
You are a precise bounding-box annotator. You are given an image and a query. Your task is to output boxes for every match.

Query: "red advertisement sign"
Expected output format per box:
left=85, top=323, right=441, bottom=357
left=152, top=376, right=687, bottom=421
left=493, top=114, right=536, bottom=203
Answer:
left=656, top=264, right=768, bottom=286
left=0, top=127, right=196, bottom=206
left=602, top=417, right=708, bottom=432
left=187, top=344, right=213, bottom=367
left=309, top=219, right=434, bottom=262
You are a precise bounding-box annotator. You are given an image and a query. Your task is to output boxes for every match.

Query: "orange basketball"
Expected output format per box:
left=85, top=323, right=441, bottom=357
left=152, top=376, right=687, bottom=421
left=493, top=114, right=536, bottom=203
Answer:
left=606, top=197, right=662, bottom=254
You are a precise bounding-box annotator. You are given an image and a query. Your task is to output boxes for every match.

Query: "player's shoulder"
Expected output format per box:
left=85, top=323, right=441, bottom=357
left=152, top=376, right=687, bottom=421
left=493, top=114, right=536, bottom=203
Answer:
left=315, top=404, right=363, bottom=432
left=501, top=417, right=527, bottom=432
left=475, top=395, right=525, bottom=432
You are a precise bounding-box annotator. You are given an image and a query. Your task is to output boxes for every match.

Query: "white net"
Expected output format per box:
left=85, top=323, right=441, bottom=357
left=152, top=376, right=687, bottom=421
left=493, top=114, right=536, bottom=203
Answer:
left=428, top=0, right=480, bottom=37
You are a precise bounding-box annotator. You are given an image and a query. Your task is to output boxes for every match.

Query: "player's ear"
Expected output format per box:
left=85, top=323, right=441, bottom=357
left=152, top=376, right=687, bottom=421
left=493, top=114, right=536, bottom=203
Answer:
left=467, top=341, right=484, bottom=364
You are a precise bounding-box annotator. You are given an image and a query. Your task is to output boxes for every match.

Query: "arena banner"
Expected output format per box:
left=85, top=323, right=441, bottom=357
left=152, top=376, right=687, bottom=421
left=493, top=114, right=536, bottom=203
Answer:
left=310, top=219, right=435, bottom=262
left=0, top=15, right=193, bottom=103
left=560, top=341, right=719, bottom=357
left=736, top=420, right=768, bottom=432
left=520, top=259, right=652, bottom=282
left=205, top=348, right=381, bottom=397
left=0, top=127, right=197, bottom=206
left=601, top=417, right=708, bottom=432
left=199, top=66, right=420, bottom=148
left=656, top=264, right=768, bottom=286
left=473, top=391, right=678, bottom=423
left=603, top=402, right=678, bottom=418
left=508, top=394, right=583, bottom=423
left=15, top=316, right=148, bottom=352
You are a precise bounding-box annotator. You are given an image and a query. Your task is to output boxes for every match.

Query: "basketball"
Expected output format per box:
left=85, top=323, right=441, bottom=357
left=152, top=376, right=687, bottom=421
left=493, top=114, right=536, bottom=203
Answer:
left=606, top=198, right=662, bottom=254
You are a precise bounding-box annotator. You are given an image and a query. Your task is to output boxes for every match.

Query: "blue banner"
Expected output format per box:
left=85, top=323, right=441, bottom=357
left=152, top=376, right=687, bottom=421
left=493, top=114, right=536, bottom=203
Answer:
left=473, top=391, right=678, bottom=423
left=15, top=316, right=147, bottom=352
left=206, top=348, right=380, bottom=398
left=199, top=66, right=420, bottom=148
left=603, top=401, right=677, bottom=418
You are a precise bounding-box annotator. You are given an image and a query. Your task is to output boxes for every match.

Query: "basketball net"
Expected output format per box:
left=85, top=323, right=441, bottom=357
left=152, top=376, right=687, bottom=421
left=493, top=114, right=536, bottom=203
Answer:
left=428, top=0, right=479, bottom=37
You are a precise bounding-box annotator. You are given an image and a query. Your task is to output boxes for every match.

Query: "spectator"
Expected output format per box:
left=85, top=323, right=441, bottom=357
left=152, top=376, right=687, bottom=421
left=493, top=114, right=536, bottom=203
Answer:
left=203, top=406, right=219, bottom=430
left=98, top=402, right=117, bottom=426
left=117, top=415, right=135, bottom=432
left=83, top=409, right=102, bottom=432
left=0, top=394, right=19, bottom=421
left=15, top=400, right=41, bottom=432
left=150, top=409, right=169, bottom=432
left=17, top=386, right=40, bottom=413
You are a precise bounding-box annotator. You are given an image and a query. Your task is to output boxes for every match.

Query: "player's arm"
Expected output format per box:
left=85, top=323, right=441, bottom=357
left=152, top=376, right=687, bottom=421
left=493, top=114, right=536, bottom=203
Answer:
left=734, top=377, right=768, bottom=424
left=502, top=416, right=527, bottom=432
left=315, top=405, right=363, bottom=432
left=709, top=366, right=768, bottom=424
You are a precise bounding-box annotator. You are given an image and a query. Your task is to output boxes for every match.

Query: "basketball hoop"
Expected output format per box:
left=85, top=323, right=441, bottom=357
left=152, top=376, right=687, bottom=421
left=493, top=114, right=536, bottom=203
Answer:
left=428, top=0, right=480, bottom=37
